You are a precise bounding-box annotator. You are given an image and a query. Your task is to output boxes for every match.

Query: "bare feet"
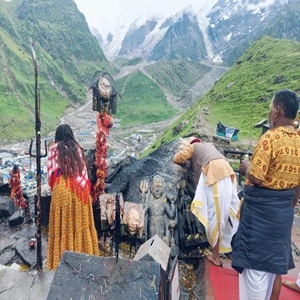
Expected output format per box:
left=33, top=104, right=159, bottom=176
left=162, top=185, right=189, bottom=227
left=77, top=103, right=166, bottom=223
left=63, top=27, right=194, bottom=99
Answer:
left=282, top=280, right=300, bottom=293
left=206, top=254, right=222, bottom=267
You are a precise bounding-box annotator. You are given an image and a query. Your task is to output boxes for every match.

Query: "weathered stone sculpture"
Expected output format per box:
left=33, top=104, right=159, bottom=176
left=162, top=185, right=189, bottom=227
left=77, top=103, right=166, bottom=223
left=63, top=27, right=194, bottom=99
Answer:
left=122, top=202, right=144, bottom=237
left=180, top=183, right=203, bottom=235
left=99, top=193, right=124, bottom=232
left=143, top=175, right=177, bottom=248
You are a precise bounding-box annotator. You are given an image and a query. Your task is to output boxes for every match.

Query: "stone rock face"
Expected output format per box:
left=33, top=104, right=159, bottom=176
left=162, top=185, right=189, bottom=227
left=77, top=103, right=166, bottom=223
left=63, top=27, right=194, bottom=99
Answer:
left=0, top=237, right=16, bottom=265
left=15, top=236, right=47, bottom=268
left=8, top=210, right=24, bottom=227
left=0, top=195, right=15, bottom=217
left=149, top=13, right=207, bottom=61
left=103, top=140, right=184, bottom=254
left=47, top=251, right=162, bottom=300
left=103, top=139, right=207, bottom=256
left=0, top=183, right=10, bottom=195
left=0, top=267, right=55, bottom=300
left=0, top=223, right=48, bottom=269
left=105, top=139, right=181, bottom=203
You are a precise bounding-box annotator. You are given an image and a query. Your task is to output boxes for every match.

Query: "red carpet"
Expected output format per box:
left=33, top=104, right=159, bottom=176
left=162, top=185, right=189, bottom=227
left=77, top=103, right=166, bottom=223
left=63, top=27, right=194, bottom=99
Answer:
left=209, top=264, right=300, bottom=299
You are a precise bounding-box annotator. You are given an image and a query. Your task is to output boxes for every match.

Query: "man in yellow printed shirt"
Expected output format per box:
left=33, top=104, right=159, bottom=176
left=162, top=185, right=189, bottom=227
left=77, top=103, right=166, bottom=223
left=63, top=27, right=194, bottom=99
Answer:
left=231, top=89, right=300, bottom=300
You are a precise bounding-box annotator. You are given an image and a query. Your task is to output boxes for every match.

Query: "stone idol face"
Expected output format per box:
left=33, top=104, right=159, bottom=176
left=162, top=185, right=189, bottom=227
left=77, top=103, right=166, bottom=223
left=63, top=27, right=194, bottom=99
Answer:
left=122, top=202, right=144, bottom=236
left=47, top=251, right=162, bottom=300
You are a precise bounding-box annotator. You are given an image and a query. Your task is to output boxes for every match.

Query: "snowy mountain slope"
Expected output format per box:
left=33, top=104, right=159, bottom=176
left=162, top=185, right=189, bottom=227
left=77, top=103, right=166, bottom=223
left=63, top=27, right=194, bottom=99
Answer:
left=94, top=0, right=296, bottom=65
left=207, top=0, right=291, bottom=62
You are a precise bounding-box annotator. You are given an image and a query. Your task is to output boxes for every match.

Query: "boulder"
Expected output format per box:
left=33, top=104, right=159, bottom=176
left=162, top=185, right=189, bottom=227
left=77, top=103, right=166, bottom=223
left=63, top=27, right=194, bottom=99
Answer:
left=47, top=251, right=162, bottom=300
left=0, top=195, right=15, bottom=217
left=105, top=139, right=182, bottom=203
left=8, top=210, right=24, bottom=227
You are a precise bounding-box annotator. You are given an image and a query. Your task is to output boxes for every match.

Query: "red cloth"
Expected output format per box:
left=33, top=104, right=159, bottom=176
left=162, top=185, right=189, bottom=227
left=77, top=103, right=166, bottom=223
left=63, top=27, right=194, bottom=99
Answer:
left=190, top=138, right=201, bottom=144
left=208, top=264, right=299, bottom=300
left=9, top=168, right=27, bottom=208
left=47, top=143, right=90, bottom=204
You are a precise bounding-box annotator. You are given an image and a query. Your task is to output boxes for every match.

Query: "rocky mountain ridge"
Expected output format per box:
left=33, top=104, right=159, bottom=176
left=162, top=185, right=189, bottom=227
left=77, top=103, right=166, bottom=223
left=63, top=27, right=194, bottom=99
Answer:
left=97, top=0, right=298, bottom=65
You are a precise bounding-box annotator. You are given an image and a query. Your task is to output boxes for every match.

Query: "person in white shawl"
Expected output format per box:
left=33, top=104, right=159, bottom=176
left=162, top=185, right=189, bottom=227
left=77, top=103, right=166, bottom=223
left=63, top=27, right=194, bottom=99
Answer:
left=173, top=138, right=240, bottom=266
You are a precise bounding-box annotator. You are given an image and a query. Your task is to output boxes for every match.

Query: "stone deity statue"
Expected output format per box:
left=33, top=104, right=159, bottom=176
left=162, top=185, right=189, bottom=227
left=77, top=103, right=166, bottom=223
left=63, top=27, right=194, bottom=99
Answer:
left=142, top=175, right=177, bottom=245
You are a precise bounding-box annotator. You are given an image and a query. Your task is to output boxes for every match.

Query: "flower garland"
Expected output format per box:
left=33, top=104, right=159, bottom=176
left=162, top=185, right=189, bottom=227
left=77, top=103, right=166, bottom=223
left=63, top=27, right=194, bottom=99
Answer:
left=9, top=166, right=27, bottom=209
left=92, top=112, right=113, bottom=202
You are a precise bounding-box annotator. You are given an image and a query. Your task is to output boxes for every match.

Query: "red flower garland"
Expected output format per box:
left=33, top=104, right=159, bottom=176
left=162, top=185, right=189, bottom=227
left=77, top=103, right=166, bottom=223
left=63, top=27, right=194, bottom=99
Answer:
left=92, top=112, right=113, bottom=202
left=9, top=167, right=27, bottom=209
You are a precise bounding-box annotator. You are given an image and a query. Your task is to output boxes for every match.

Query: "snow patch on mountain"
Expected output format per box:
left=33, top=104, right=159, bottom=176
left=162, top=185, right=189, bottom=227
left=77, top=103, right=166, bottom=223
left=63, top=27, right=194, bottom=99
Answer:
left=99, top=0, right=294, bottom=62
left=104, top=26, right=129, bottom=59
left=141, top=21, right=168, bottom=57
left=103, top=0, right=219, bottom=60
left=196, top=0, right=219, bottom=62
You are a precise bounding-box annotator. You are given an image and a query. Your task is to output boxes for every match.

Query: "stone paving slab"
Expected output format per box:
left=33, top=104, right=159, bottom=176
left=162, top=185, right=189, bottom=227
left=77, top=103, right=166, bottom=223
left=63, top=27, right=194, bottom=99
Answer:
left=48, top=251, right=162, bottom=300
left=0, top=266, right=54, bottom=300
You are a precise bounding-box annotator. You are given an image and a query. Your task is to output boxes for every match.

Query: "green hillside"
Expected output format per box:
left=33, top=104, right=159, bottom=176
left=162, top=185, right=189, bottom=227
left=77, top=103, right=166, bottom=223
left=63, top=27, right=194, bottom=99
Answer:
left=113, top=57, right=143, bottom=67
left=0, top=30, right=73, bottom=139
left=0, top=0, right=113, bottom=142
left=115, top=71, right=177, bottom=126
left=145, top=60, right=212, bottom=97
left=142, top=36, right=300, bottom=156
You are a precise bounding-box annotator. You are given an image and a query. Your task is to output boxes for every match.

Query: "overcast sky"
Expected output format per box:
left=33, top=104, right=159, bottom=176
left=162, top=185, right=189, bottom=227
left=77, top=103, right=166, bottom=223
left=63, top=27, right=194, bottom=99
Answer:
left=74, top=0, right=218, bottom=37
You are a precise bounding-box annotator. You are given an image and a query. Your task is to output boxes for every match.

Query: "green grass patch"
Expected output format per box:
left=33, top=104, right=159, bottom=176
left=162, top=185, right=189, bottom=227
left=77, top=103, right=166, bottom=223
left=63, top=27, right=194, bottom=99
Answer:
left=145, top=60, right=212, bottom=97
left=115, top=71, right=177, bottom=126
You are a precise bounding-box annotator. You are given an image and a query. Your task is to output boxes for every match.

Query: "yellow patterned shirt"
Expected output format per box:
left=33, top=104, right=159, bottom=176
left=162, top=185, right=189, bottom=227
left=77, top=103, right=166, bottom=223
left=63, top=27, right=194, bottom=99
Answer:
left=246, top=126, right=300, bottom=189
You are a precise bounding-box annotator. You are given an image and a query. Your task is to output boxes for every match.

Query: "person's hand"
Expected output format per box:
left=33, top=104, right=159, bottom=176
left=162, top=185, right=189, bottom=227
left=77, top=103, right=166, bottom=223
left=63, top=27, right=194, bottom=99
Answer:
left=240, top=160, right=250, bottom=176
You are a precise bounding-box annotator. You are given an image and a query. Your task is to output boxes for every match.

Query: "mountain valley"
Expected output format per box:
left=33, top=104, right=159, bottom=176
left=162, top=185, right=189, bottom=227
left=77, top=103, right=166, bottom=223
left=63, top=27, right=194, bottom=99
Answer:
left=0, top=0, right=299, bottom=153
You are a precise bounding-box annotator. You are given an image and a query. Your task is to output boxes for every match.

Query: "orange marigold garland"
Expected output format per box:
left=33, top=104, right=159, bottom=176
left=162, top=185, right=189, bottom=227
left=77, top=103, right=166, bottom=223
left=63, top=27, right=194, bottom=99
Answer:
left=92, top=112, right=113, bottom=202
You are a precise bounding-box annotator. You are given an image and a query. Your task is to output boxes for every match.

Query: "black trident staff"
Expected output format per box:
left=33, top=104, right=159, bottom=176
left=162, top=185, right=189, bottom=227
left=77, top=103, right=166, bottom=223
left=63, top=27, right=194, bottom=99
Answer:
left=29, top=40, right=47, bottom=270
left=114, top=192, right=121, bottom=261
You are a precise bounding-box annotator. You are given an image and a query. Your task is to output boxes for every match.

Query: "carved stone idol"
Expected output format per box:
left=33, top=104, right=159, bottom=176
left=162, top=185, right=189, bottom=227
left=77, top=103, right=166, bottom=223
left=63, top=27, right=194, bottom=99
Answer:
left=143, top=175, right=177, bottom=246
left=122, top=202, right=144, bottom=237
left=99, top=193, right=124, bottom=231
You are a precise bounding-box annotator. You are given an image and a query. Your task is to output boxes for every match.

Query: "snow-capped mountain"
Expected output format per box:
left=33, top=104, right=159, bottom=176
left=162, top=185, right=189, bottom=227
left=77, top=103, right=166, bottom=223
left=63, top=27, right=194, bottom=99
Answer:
left=93, top=0, right=296, bottom=64
left=206, top=0, right=291, bottom=63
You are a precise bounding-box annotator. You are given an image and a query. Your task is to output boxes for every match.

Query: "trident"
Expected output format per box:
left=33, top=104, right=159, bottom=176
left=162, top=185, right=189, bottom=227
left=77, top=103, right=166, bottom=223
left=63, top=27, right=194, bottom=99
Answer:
left=29, top=40, right=47, bottom=270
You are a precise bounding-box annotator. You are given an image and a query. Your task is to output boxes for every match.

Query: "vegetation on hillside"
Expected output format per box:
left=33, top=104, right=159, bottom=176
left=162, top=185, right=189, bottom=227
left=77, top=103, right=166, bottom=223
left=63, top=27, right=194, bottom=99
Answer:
left=0, top=31, right=73, bottom=139
left=145, top=60, right=212, bottom=97
left=113, top=57, right=143, bottom=67
left=142, top=36, right=300, bottom=157
left=115, top=71, right=177, bottom=126
left=0, top=0, right=113, bottom=141
left=1, top=0, right=299, bottom=149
